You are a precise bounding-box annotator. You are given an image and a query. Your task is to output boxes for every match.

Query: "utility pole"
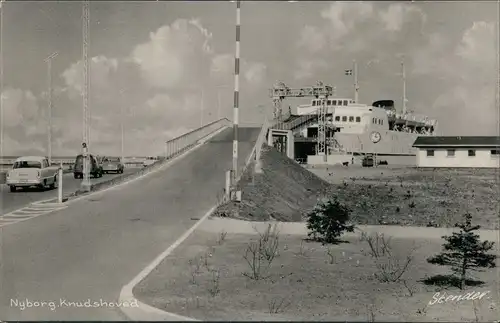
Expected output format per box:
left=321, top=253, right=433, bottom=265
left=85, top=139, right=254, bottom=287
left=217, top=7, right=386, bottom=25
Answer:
left=81, top=0, right=91, bottom=190
left=44, top=52, right=58, bottom=165
left=217, top=89, right=221, bottom=120
left=353, top=60, right=359, bottom=103
left=232, top=0, right=241, bottom=184
left=0, top=0, right=5, bottom=166
left=200, top=87, right=204, bottom=127
left=401, top=55, right=407, bottom=116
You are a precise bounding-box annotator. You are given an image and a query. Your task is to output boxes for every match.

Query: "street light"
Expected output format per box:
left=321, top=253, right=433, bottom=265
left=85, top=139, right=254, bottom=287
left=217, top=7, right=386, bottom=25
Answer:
left=0, top=0, right=5, bottom=166
left=44, top=52, right=58, bottom=165
left=119, top=88, right=126, bottom=162
left=81, top=0, right=91, bottom=191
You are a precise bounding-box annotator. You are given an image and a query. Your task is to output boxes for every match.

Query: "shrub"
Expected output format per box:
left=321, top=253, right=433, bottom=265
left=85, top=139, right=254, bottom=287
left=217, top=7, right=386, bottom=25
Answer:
left=306, top=198, right=355, bottom=244
left=427, top=213, right=496, bottom=290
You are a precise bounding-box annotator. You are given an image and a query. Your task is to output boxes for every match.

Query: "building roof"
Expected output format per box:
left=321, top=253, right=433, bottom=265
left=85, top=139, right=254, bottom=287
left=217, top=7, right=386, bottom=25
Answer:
left=413, top=136, right=500, bottom=147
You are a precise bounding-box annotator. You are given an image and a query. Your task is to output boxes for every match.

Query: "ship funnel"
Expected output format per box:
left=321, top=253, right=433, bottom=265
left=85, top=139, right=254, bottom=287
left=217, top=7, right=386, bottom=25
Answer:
left=372, top=100, right=395, bottom=110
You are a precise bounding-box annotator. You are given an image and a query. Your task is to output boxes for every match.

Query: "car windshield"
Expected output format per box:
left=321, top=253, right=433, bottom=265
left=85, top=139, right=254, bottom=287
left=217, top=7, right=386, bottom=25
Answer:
left=13, top=161, right=42, bottom=169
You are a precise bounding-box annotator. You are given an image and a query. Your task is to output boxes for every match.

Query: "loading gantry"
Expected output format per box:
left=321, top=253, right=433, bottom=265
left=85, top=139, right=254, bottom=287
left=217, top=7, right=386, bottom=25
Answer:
left=269, top=81, right=335, bottom=157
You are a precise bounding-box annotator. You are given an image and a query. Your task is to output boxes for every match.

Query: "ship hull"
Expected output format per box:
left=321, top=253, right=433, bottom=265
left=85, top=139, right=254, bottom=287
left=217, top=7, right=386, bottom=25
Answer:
left=302, top=130, right=421, bottom=166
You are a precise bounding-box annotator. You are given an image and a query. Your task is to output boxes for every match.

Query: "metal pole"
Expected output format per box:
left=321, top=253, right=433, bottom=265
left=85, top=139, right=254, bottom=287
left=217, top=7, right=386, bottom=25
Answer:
left=45, top=52, right=58, bottom=166
left=232, top=0, right=241, bottom=184
left=58, top=162, right=63, bottom=203
left=200, top=87, right=204, bottom=127
left=401, top=55, right=407, bottom=116
left=0, top=0, right=5, bottom=170
left=217, top=89, right=221, bottom=120
left=81, top=0, right=91, bottom=190
left=120, top=96, right=124, bottom=162
left=353, top=59, right=359, bottom=103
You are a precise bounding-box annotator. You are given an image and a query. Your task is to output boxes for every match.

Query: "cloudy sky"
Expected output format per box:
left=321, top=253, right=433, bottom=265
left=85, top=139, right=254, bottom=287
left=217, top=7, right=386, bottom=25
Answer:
left=1, top=1, right=498, bottom=156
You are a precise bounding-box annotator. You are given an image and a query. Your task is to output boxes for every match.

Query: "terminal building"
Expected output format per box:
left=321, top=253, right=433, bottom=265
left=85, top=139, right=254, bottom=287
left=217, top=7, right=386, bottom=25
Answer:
left=412, top=136, right=500, bottom=168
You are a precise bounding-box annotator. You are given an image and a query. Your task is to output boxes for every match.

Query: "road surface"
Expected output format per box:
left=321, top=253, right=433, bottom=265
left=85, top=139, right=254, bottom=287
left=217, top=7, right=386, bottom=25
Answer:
left=0, top=127, right=260, bottom=320
left=1, top=168, right=140, bottom=215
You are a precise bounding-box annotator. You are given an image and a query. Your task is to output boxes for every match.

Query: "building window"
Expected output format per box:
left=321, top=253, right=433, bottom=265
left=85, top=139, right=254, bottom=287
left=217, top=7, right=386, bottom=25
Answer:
left=447, top=149, right=455, bottom=157
left=491, top=149, right=500, bottom=156
left=327, top=100, right=331, bottom=105
left=342, top=116, right=347, bottom=122
left=312, top=101, right=316, bottom=106
left=332, top=100, right=337, bottom=105
left=468, top=150, right=476, bottom=157
left=335, top=116, right=340, bottom=121
left=426, top=150, right=434, bottom=157
left=343, top=100, right=348, bottom=105
left=372, top=118, right=375, bottom=123
left=356, top=116, right=361, bottom=122
left=349, top=116, right=354, bottom=122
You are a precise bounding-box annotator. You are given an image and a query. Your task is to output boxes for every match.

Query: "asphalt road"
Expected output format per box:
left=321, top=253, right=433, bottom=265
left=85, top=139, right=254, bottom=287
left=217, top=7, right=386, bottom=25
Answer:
left=0, top=127, right=260, bottom=320
left=0, top=168, right=140, bottom=215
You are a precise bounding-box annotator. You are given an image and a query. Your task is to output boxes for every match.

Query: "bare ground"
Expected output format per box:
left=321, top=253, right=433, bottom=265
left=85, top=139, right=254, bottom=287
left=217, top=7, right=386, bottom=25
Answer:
left=213, top=146, right=499, bottom=229
left=133, top=226, right=500, bottom=322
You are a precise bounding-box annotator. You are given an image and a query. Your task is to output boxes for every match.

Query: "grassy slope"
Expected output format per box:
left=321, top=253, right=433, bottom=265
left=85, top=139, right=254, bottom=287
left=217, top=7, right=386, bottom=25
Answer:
left=213, top=145, right=330, bottom=222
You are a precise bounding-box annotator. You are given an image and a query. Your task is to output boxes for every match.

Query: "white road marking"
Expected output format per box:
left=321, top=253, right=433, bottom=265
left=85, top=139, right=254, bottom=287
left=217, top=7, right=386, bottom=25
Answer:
left=118, top=205, right=217, bottom=321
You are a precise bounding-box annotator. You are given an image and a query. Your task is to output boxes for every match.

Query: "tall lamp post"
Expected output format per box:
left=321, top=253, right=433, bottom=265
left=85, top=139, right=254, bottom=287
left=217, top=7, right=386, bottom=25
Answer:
left=0, top=0, right=5, bottom=165
left=81, top=0, right=91, bottom=190
left=44, top=52, right=58, bottom=165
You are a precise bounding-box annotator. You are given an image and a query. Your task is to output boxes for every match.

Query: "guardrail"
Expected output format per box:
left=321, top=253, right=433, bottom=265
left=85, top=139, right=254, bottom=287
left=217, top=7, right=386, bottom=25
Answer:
left=164, top=118, right=231, bottom=159
left=234, top=116, right=270, bottom=185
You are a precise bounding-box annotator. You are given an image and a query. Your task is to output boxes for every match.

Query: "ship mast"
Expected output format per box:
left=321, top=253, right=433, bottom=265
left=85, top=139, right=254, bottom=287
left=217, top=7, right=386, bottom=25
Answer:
left=401, top=56, right=407, bottom=115
left=353, top=60, right=359, bottom=103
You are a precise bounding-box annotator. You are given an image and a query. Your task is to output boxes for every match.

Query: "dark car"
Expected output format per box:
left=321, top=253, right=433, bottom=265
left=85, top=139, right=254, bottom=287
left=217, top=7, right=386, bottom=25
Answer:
left=362, top=155, right=374, bottom=167
left=101, top=157, right=124, bottom=174
left=73, top=154, right=103, bottom=179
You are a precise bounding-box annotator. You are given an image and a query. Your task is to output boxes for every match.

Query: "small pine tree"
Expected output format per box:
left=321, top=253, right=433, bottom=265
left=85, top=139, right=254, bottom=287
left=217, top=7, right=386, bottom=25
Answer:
left=306, top=197, right=355, bottom=244
left=427, top=213, right=496, bottom=289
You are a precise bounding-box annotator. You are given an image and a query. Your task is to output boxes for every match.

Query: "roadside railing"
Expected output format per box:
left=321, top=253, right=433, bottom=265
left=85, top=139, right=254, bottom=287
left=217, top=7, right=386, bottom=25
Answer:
left=234, top=116, right=270, bottom=185
left=164, top=118, right=231, bottom=159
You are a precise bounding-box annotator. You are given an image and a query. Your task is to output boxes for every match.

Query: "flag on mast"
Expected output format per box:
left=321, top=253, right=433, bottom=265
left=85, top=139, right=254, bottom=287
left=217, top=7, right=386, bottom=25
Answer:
left=345, top=69, right=353, bottom=76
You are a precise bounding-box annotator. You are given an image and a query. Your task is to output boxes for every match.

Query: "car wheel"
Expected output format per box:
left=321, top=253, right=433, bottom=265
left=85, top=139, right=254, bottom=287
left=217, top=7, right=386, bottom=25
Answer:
left=9, top=186, right=16, bottom=192
left=50, top=175, right=57, bottom=189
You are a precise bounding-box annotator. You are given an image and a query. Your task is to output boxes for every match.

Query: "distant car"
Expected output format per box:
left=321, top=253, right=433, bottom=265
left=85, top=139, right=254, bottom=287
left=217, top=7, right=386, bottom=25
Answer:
left=7, top=156, right=60, bottom=192
left=362, top=155, right=375, bottom=167
left=73, top=154, right=103, bottom=179
left=142, top=156, right=159, bottom=167
left=101, top=157, right=124, bottom=174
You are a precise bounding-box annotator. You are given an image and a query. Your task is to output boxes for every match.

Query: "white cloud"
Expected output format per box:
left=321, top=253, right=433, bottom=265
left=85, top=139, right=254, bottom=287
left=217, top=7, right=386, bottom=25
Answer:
left=320, top=1, right=374, bottom=40
left=379, top=3, right=426, bottom=32
left=61, top=55, right=119, bottom=95
left=131, top=19, right=213, bottom=90
left=210, top=53, right=268, bottom=88
left=296, top=25, right=325, bottom=53
left=5, top=18, right=268, bottom=156
left=293, top=2, right=427, bottom=80
left=424, top=21, right=498, bottom=135
left=2, top=88, right=40, bottom=127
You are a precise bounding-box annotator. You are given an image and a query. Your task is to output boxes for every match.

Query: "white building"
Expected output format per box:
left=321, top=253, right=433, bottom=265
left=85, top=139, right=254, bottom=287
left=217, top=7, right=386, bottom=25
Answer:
left=412, top=136, right=500, bottom=168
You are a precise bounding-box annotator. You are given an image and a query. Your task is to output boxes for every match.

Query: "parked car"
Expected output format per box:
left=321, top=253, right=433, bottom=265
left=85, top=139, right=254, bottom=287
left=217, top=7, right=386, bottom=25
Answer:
left=73, top=154, right=103, bottom=179
left=362, top=155, right=375, bottom=167
left=101, top=157, right=124, bottom=174
left=7, top=156, right=60, bottom=192
left=142, top=156, right=159, bottom=167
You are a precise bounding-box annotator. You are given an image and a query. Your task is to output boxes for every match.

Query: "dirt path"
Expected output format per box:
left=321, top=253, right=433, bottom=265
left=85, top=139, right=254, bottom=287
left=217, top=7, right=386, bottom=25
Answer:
left=203, top=217, right=500, bottom=243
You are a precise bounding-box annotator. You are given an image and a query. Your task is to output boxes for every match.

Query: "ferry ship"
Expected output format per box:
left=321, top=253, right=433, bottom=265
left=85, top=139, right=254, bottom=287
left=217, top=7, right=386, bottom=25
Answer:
left=291, top=97, right=438, bottom=165
left=272, top=59, right=439, bottom=165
